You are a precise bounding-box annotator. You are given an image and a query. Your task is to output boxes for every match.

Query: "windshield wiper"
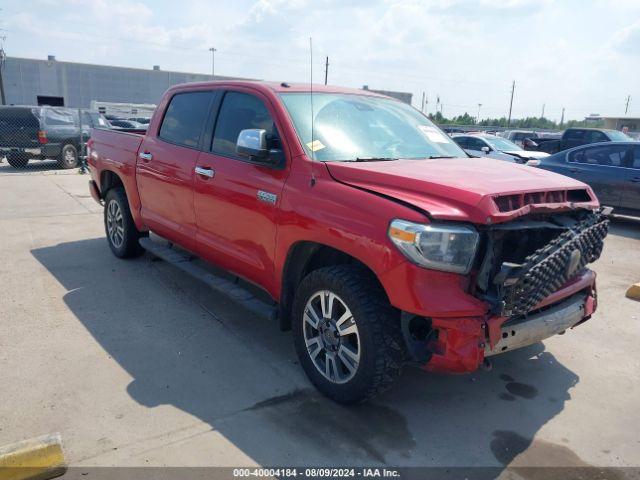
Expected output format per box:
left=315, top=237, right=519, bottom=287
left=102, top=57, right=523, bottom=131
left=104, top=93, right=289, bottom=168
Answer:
left=427, top=155, right=456, bottom=159
left=353, top=157, right=398, bottom=162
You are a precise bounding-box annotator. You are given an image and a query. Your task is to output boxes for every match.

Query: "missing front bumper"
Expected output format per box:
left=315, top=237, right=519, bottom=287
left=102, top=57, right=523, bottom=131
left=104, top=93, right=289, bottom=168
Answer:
left=485, top=293, right=589, bottom=357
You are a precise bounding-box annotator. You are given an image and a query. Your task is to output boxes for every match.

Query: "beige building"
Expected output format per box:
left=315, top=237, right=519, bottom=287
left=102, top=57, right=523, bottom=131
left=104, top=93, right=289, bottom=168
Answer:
left=602, top=116, right=640, bottom=131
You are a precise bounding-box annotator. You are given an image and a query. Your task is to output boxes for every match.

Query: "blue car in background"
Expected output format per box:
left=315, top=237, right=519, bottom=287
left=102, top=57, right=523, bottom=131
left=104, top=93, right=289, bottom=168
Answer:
left=535, top=142, right=640, bottom=217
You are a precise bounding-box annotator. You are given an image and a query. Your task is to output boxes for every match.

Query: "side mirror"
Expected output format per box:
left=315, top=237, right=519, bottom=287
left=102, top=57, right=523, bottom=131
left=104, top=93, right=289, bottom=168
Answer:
left=481, top=146, right=491, bottom=154
left=237, top=129, right=269, bottom=159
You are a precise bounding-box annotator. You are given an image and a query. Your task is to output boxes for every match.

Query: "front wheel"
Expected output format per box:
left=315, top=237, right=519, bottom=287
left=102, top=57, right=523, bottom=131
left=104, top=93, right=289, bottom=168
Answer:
left=104, top=188, right=146, bottom=258
left=292, top=265, right=405, bottom=404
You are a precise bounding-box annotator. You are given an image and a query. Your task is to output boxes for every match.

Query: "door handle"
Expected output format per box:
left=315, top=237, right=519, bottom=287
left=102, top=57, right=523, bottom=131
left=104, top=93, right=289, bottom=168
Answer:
left=195, top=166, right=215, bottom=178
left=139, top=152, right=153, bottom=161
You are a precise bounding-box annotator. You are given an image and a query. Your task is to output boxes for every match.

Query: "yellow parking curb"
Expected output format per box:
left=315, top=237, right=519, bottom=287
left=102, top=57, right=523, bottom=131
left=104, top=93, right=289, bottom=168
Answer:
left=626, top=283, right=640, bottom=301
left=0, top=434, right=66, bottom=480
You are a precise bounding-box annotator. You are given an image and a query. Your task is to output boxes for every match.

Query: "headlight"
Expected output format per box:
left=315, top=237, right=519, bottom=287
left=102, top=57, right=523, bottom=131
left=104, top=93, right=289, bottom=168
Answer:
left=388, top=219, right=480, bottom=274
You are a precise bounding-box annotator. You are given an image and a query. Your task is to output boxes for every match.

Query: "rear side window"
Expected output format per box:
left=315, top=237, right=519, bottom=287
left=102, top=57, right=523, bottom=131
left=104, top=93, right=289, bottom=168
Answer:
left=159, top=92, right=213, bottom=148
left=454, top=137, right=469, bottom=149
left=565, top=130, right=584, bottom=141
left=44, top=108, right=77, bottom=126
left=586, top=130, right=608, bottom=143
left=212, top=92, right=279, bottom=158
left=571, top=145, right=628, bottom=166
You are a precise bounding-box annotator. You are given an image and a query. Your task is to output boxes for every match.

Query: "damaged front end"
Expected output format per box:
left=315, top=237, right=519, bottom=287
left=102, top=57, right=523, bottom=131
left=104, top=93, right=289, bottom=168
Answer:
left=414, top=207, right=609, bottom=374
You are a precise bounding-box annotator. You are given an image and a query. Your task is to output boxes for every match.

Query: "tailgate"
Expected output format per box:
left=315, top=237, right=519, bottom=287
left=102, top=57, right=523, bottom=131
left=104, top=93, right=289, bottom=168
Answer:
left=0, top=108, right=41, bottom=148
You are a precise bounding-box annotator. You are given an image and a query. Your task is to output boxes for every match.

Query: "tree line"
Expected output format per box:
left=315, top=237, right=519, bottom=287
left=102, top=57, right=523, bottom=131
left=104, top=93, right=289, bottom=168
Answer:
left=427, top=111, right=603, bottom=129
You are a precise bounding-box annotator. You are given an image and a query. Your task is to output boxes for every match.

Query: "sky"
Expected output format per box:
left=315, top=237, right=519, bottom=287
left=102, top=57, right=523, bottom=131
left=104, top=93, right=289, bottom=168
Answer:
left=1, top=0, right=639, bottom=121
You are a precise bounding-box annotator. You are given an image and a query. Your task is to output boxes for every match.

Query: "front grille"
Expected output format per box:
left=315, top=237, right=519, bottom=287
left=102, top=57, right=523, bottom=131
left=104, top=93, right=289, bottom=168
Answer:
left=493, top=189, right=592, bottom=212
left=497, top=212, right=608, bottom=317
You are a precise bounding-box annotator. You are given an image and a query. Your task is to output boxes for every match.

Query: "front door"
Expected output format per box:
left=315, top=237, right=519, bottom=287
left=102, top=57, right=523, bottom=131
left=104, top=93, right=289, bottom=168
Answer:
left=136, top=90, right=214, bottom=251
left=194, top=89, right=289, bottom=293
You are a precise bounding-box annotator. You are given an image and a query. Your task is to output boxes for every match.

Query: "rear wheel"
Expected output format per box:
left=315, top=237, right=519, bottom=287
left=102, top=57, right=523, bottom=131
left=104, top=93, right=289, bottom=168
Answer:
left=104, top=188, right=146, bottom=258
left=57, top=144, right=79, bottom=169
left=292, top=265, right=405, bottom=404
left=7, top=152, right=29, bottom=169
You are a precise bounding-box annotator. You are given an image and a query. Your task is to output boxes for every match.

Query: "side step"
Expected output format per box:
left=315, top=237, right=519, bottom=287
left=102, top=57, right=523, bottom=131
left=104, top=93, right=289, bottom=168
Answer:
left=139, top=237, right=277, bottom=321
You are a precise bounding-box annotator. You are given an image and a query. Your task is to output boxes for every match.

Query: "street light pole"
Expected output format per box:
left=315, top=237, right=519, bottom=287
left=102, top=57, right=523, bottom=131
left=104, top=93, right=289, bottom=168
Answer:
left=209, top=47, right=217, bottom=79
left=477, top=103, right=482, bottom=124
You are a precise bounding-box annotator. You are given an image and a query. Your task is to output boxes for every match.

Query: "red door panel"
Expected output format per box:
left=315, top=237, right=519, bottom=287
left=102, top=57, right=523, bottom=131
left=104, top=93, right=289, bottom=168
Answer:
left=136, top=136, right=198, bottom=251
left=194, top=152, right=288, bottom=294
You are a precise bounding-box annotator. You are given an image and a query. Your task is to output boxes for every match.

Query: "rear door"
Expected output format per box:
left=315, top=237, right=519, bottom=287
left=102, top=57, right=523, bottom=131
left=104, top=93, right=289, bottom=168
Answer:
left=621, top=146, right=640, bottom=212
left=136, top=90, right=215, bottom=251
left=194, top=88, right=289, bottom=291
left=566, top=144, right=630, bottom=207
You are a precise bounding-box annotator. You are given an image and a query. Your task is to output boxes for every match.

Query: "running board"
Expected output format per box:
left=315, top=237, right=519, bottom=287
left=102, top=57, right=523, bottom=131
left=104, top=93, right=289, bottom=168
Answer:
left=139, top=237, right=277, bottom=321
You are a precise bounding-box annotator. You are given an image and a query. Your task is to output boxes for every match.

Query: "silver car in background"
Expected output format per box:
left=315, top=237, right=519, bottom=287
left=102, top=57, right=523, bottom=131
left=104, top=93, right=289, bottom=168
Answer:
left=452, top=134, right=550, bottom=165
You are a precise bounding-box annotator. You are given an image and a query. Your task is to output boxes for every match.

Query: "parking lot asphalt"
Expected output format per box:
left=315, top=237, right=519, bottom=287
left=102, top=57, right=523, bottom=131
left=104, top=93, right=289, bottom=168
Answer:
left=1, top=164, right=639, bottom=470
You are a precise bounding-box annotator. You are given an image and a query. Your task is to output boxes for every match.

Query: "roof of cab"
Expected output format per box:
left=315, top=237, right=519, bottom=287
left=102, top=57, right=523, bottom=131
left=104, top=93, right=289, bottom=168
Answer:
left=166, top=80, right=390, bottom=98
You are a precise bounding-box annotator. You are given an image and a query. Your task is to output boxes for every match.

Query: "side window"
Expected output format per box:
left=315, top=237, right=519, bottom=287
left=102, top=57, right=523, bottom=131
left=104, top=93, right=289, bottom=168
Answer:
left=159, top=91, right=213, bottom=148
left=44, top=108, right=77, bottom=126
left=564, top=130, right=584, bottom=142
left=454, top=137, right=469, bottom=149
left=212, top=92, right=279, bottom=158
left=581, top=145, right=628, bottom=166
left=586, top=130, right=608, bottom=143
left=81, top=112, right=93, bottom=128
left=467, top=138, right=487, bottom=151
left=568, top=149, right=585, bottom=163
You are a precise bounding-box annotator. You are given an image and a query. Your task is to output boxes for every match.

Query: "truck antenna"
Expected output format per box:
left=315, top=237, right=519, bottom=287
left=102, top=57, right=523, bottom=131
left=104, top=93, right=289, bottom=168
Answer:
left=309, top=37, right=316, bottom=185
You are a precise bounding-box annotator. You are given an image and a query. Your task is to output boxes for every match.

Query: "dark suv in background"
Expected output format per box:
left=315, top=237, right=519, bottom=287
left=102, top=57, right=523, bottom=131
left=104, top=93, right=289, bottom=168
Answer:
left=0, top=106, right=109, bottom=169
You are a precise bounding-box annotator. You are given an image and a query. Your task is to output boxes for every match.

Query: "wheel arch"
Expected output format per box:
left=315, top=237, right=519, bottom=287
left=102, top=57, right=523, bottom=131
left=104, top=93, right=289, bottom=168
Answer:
left=100, top=169, right=125, bottom=198
left=278, top=241, right=388, bottom=331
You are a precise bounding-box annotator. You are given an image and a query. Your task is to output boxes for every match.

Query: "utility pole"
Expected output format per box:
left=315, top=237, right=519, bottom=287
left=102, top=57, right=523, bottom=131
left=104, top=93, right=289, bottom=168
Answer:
left=560, top=107, right=565, bottom=126
left=625, top=95, right=631, bottom=115
left=324, top=56, right=329, bottom=85
left=421, top=92, right=425, bottom=112
left=541, top=103, right=545, bottom=118
left=209, top=47, right=217, bottom=79
left=477, top=103, right=482, bottom=124
left=0, top=44, right=5, bottom=106
left=0, top=26, right=6, bottom=105
left=507, top=80, right=515, bottom=127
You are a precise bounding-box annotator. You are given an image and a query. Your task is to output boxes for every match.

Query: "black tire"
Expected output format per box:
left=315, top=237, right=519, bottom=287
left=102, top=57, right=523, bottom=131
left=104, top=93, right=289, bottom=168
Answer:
left=104, top=187, right=146, bottom=258
left=7, top=152, right=29, bottom=169
left=58, top=144, right=79, bottom=169
left=292, top=265, right=405, bottom=404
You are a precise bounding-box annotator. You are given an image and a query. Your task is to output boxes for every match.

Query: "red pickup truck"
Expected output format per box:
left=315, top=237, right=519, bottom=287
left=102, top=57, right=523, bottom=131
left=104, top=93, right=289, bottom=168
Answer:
left=87, top=81, right=608, bottom=404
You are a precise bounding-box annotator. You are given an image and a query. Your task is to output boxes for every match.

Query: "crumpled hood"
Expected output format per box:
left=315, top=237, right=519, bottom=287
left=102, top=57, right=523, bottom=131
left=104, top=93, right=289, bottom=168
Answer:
left=503, top=150, right=550, bottom=159
left=325, top=157, right=598, bottom=224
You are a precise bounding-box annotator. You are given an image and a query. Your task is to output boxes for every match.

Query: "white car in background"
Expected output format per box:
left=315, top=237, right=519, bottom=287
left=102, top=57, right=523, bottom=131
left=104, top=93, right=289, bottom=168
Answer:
left=452, top=134, right=550, bottom=165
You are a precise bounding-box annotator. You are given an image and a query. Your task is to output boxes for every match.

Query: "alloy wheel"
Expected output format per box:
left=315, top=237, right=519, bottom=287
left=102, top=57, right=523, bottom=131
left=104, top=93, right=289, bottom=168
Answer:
left=303, top=290, right=360, bottom=384
left=106, top=200, right=125, bottom=249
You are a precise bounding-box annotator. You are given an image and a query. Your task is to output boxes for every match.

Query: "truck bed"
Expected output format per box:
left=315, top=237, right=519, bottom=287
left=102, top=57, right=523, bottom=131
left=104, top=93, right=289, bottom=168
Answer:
left=90, top=127, right=145, bottom=162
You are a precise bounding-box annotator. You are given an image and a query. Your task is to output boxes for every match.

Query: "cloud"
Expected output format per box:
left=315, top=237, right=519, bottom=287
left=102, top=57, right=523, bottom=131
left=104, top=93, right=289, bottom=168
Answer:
left=611, top=20, right=640, bottom=55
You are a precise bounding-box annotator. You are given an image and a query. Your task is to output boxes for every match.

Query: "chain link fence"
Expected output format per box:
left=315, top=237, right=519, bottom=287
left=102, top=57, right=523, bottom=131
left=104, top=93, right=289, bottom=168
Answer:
left=0, top=106, right=117, bottom=173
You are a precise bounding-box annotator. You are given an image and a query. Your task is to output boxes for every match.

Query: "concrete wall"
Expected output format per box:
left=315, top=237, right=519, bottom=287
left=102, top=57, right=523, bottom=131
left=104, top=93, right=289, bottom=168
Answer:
left=2, top=57, right=243, bottom=108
